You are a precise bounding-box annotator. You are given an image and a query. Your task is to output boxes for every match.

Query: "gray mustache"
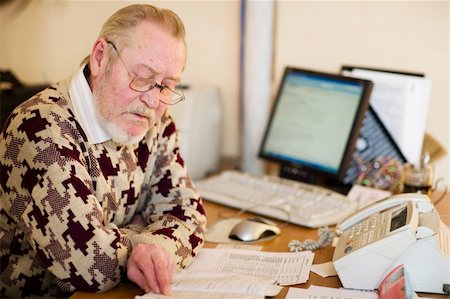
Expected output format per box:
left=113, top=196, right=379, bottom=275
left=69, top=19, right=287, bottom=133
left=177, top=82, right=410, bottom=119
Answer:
left=127, top=104, right=154, bottom=118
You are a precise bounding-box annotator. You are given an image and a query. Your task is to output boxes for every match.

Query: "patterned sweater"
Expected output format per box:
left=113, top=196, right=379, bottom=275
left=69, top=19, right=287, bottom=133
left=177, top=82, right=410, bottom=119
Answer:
left=0, top=79, right=206, bottom=298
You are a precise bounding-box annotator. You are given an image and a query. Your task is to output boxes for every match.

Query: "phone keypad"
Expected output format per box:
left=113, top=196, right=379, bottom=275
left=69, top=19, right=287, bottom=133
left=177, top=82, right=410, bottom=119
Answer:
left=346, top=213, right=387, bottom=249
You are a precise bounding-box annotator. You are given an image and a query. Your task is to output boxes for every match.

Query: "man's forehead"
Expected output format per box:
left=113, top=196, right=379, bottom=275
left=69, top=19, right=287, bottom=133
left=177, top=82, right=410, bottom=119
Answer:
left=124, top=48, right=184, bottom=82
left=119, top=21, right=185, bottom=74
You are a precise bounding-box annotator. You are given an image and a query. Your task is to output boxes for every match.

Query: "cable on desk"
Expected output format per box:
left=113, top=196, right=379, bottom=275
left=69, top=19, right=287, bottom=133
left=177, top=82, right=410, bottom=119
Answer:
left=217, top=204, right=291, bottom=228
left=288, top=226, right=335, bottom=252
left=432, top=179, right=448, bottom=205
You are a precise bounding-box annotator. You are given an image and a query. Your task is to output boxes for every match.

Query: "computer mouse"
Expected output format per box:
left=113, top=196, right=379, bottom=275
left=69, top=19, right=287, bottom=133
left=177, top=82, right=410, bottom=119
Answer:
left=228, top=217, right=281, bottom=242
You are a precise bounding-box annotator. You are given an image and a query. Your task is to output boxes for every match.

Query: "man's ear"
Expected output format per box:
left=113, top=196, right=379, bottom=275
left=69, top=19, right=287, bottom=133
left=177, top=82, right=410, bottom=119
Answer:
left=90, top=39, right=107, bottom=77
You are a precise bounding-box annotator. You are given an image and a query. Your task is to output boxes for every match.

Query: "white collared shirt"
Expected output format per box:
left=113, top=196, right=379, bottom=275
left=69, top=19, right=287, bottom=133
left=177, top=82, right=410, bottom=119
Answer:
left=69, top=65, right=111, bottom=144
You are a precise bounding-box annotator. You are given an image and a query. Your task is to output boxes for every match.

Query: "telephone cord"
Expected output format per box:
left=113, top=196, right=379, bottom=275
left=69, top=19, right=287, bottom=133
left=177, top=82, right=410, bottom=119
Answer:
left=288, top=226, right=335, bottom=252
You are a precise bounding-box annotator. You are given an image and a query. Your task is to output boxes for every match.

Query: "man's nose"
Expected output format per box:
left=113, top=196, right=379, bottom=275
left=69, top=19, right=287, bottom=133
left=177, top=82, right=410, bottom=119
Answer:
left=139, top=88, right=160, bottom=109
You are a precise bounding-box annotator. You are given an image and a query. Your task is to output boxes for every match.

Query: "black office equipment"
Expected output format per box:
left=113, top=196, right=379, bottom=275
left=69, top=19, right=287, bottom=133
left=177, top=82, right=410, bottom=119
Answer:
left=0, top=70, right=48, bottom=131
left=259, top=67, right=373, bottom=190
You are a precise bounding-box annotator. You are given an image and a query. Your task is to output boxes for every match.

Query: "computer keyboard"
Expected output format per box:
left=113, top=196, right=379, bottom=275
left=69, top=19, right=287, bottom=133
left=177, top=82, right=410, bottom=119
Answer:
left=195, top=170, right=358, bottom=228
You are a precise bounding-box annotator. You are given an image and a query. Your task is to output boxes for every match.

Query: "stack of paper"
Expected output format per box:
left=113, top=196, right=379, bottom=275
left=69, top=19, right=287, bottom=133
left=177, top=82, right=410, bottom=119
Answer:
left=136, top=248, right=314, bottom=299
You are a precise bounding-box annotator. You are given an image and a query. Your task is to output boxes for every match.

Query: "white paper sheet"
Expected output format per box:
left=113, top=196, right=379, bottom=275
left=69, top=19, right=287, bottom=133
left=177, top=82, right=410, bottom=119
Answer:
left=285, top=285, right=377, bottom=299
left=136, top=290, right=263, bottom=299
left=187, top=248, right=314, bottom=285
left=438, top=220, right=450, bottom=257
left=311, top=261, right=337, bottom=278
left=172, top=271, right=281, bottom=296
left=216, top=243, right=263, bottom=251
left=347, top=184, right=392, bottom=209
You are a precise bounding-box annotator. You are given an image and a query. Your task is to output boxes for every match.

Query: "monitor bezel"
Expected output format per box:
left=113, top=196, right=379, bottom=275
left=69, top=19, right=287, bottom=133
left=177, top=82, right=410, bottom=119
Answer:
left=258, top=66, right=373, bottom=182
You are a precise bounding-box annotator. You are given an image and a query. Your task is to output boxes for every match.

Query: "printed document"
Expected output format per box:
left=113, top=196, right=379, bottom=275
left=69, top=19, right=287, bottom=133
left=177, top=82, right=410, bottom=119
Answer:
left=136, top=272, right=277, bottom=299
left=135, top=248, right=315, bottom=298
left=188, top=248, right=314, bottom=285
left=286, top=285, right=377, bottom=299
left=137, top=290, right=263, bottom=299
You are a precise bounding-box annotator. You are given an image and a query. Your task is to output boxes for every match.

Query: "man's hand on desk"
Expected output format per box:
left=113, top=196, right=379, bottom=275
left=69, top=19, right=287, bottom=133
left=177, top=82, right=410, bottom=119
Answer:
left=127, top=243, right=175, bottom=296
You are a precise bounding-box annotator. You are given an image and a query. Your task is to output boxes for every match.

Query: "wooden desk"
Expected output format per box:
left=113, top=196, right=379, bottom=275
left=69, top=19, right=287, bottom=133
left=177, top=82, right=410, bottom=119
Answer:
left=71, top=193, right=450, bottom=299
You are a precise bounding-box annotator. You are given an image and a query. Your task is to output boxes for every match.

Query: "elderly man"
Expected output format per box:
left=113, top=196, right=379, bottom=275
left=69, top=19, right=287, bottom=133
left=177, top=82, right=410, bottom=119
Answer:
left=0, top=4, right=206, bottom=298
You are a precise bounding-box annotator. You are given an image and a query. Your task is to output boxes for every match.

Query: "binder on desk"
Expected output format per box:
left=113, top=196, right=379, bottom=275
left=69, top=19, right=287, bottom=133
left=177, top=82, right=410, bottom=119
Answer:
left=341, top=65, right=430, bottom=166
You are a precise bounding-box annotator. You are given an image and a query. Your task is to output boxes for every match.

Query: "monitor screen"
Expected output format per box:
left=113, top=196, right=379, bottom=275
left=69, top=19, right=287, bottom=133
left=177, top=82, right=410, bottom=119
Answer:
left=259, top=67, right=373, bottom=183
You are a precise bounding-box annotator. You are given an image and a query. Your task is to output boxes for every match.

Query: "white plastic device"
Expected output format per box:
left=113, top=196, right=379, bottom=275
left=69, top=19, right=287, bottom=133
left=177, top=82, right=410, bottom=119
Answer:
left=333, top=193, right=449, bottom=294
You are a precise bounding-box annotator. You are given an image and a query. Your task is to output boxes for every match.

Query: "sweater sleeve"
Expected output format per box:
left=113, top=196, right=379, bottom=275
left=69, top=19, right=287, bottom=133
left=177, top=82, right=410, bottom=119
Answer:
left=131, top=112, right=207, bottom=270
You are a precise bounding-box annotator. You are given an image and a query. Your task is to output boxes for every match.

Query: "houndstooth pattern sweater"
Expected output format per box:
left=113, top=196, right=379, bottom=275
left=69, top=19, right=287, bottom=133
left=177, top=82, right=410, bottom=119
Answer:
left=0, top=78, right=206, bottom=298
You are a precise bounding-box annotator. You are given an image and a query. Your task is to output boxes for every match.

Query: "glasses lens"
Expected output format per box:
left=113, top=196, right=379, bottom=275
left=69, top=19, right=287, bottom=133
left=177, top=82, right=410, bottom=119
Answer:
left=130, top=77, right=156, bottom=92
left=130, top=77, right=185, bottom=105
left=160, top=86, right=184, bottom=105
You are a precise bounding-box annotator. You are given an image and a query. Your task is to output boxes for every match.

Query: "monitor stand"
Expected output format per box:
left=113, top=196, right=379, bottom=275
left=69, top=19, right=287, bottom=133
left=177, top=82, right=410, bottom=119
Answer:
left=279, top=163, right=351, bottom=195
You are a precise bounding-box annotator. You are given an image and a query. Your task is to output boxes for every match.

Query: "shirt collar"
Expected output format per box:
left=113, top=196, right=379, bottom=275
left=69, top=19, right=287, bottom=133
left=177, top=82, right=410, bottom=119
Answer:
left=69, top=64, right=111, bottom=144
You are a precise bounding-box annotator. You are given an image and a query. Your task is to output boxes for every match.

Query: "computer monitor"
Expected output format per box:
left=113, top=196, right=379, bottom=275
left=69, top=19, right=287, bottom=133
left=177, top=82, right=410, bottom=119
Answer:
left=259, top=67, right=373, bottom=188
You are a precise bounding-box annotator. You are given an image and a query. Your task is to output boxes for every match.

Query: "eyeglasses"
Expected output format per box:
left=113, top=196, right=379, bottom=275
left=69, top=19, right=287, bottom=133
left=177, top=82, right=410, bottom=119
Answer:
left=107, top=41, right=185, bottom=105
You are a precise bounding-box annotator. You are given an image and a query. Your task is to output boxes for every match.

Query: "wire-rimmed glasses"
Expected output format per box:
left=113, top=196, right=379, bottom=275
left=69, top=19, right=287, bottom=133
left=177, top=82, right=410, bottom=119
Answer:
left=107, top=41, right=185, bottom=105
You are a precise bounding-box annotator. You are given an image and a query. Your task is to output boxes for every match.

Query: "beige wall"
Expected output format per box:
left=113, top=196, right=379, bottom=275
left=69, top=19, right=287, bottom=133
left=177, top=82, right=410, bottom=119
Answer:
left=1, top=0, right=448, bottom=182
left=274, top=0, right=449, bottom=182
left=0, top=0, right=241, bottom=158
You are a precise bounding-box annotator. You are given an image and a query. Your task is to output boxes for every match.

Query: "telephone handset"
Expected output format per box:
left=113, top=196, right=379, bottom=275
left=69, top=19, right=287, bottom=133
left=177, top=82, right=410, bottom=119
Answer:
left=332, top=193, right=449, bottom=294
left=335, top=193, right=432, bottom=235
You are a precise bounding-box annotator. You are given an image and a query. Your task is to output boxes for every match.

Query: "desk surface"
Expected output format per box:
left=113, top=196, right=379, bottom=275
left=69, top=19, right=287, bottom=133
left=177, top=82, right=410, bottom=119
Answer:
left=71, top=193, right=450, bottom=299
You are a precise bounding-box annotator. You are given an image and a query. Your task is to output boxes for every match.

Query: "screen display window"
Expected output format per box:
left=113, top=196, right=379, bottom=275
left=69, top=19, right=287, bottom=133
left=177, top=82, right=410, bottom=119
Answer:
left=390, top=206, right=408, bottom=232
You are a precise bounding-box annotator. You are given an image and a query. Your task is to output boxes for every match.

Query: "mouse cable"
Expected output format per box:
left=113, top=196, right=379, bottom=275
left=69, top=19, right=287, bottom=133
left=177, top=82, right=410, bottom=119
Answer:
left=217, top=204, right=291, bottom=228
left=288, top=226, right=335, bottom=252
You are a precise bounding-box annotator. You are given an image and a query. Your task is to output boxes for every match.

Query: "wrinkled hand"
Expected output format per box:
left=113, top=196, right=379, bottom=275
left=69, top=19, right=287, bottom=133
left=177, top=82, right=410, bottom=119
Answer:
left=127, top=243, right=175, bottom=295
